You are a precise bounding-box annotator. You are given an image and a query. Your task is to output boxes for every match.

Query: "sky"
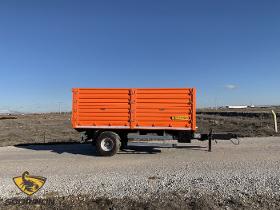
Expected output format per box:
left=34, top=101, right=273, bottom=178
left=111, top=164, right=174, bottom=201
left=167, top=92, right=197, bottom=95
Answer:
left=0, top=0, right=280, bottom=112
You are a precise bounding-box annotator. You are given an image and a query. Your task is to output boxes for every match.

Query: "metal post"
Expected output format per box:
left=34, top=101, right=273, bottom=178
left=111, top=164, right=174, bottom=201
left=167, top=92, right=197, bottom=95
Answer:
left=272, top=110, right=278, bottom=133
left=208, top=136, right=212, bottom=152
left=208, top=129, right=213, bottom=152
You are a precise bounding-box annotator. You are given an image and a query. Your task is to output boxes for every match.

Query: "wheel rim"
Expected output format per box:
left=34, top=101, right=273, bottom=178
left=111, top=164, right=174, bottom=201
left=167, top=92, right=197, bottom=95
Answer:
left=100, top=138, right=114, bottom=152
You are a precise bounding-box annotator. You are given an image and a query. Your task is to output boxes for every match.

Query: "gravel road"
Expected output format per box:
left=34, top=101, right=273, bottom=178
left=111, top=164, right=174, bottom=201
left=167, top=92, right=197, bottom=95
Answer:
left=0, top=137, right=280, bottom=209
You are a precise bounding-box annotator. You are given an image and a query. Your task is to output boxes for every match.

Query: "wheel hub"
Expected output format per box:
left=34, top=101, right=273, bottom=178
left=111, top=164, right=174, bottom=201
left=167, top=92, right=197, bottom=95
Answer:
left=100, top=138, right=114, bottom=152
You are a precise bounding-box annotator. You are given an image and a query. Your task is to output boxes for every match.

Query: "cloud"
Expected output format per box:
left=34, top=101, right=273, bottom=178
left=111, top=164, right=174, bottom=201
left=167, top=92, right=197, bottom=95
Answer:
left=225, top=84, right=237, bottom=89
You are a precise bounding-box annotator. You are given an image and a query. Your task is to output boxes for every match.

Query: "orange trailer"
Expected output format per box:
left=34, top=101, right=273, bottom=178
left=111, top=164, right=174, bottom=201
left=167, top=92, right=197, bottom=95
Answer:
left=72, top=88, right=197, bottom=156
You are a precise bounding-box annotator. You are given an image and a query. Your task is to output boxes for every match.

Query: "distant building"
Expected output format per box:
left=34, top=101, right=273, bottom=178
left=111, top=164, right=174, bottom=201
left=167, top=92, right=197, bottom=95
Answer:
left=226, top=105, right=248, bottom=109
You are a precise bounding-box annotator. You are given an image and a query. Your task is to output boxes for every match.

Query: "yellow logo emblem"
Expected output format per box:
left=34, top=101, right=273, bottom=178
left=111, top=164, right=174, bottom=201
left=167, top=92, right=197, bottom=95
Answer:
left=171, top=116, right=189, bottom=120
left=13, top=171, right=47, bottom=196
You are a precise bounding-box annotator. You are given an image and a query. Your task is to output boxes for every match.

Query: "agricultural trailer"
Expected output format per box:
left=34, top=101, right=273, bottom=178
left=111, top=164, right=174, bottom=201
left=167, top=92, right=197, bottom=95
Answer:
left=72, top=88, right=237, bottom=156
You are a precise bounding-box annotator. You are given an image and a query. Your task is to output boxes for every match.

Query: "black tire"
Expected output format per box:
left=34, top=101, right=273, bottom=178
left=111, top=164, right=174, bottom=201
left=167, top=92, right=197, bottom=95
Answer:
left=95, top=131, right=121, bottom=156
left=120, top=133, right=128, bottom=150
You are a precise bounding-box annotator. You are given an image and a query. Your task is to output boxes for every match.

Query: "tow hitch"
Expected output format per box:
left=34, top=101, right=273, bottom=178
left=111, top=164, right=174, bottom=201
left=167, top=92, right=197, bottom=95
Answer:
left=195, top=129, right=239, bottom=152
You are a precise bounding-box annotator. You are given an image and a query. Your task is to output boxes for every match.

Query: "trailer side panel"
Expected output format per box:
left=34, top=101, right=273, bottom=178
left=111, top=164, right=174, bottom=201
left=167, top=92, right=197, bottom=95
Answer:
left=131, top=88, right=195, bottom=130
left=72, top=88, right=196, bottom=131
left=72, top=88, right=130, bottom=128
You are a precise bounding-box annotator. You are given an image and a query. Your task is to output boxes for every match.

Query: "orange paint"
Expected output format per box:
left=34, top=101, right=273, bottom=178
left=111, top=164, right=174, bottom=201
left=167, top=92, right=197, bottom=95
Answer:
left=72, top=88, right=196, bottom=131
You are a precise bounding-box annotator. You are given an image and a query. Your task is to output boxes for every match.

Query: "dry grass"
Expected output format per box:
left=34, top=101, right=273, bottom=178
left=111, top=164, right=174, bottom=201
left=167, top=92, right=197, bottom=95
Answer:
left=0, top=109, right=279, bottom=147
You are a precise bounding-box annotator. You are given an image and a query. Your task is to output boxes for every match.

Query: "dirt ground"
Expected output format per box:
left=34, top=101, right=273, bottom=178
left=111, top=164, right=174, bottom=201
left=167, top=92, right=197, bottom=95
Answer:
left=0, top=110, right=279, bottom=210
left=196, top=111, right=280, bottom=137
left=0, top=109, right=279, bottom=147
left=0, top=113, right=80, bottom=147
left=1, top=194, right=280, bottom=210
left=0, top=137, right=280, bottom=210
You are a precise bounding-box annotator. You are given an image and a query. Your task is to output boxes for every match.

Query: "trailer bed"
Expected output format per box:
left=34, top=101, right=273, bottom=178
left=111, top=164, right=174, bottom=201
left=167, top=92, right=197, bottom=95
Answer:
left=72, top=88, right=196, bottom=131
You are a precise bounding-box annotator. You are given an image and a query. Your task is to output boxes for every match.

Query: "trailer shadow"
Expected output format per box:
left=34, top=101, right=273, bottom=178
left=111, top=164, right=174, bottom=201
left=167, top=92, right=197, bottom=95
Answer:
left=15, top=142, right=97, bottom=156
left=14, top=142, right=207, bottom=156
left=120, top=143, right=207, bottom=154
left=175, top=145, right=208, bottom=151
left=119, top=145, right=161, bottom=154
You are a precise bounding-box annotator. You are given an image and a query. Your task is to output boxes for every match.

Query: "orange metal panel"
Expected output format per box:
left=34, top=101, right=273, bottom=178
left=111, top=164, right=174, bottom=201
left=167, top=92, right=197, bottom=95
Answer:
left=136, top=99, right=191, bottom=103
left=72, top=89, right=78, bottom=128
left=75, top=89, right=129, bottom=94
left=136, top=113, right=191, bottom=117
left=78, top=113, right=129, bottom=117
left=78, top=99, right=129, bottom=103
left=136, top=89, right=191, bottom=94
left=78, top=94, right=130, bottom=99
left=78, top=104, right=130, bottom=108
left=133, top=88, right=194, bottom=129
left=191, top=88, right=196, bottom=131
left=72, top=88, right=130, bottom=128
left=78, top=117, right=129, bottom=121
left=130, top=88, right=136, bottom=129
left=134, top=122, right=191, bottom=127
left=77, top=121, right=129, bottom=126
left=136, top=94, right=191, bottom=99
left=78, top=109, right=129, bottom=113
left=136, top=104, right=192, bottom=109
left=72, top=88, right=196, bottom=131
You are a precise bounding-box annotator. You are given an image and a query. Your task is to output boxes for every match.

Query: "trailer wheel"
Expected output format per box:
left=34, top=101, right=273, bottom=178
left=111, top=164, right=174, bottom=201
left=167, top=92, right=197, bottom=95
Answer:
left=96, top=131, right=121, bottom=156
